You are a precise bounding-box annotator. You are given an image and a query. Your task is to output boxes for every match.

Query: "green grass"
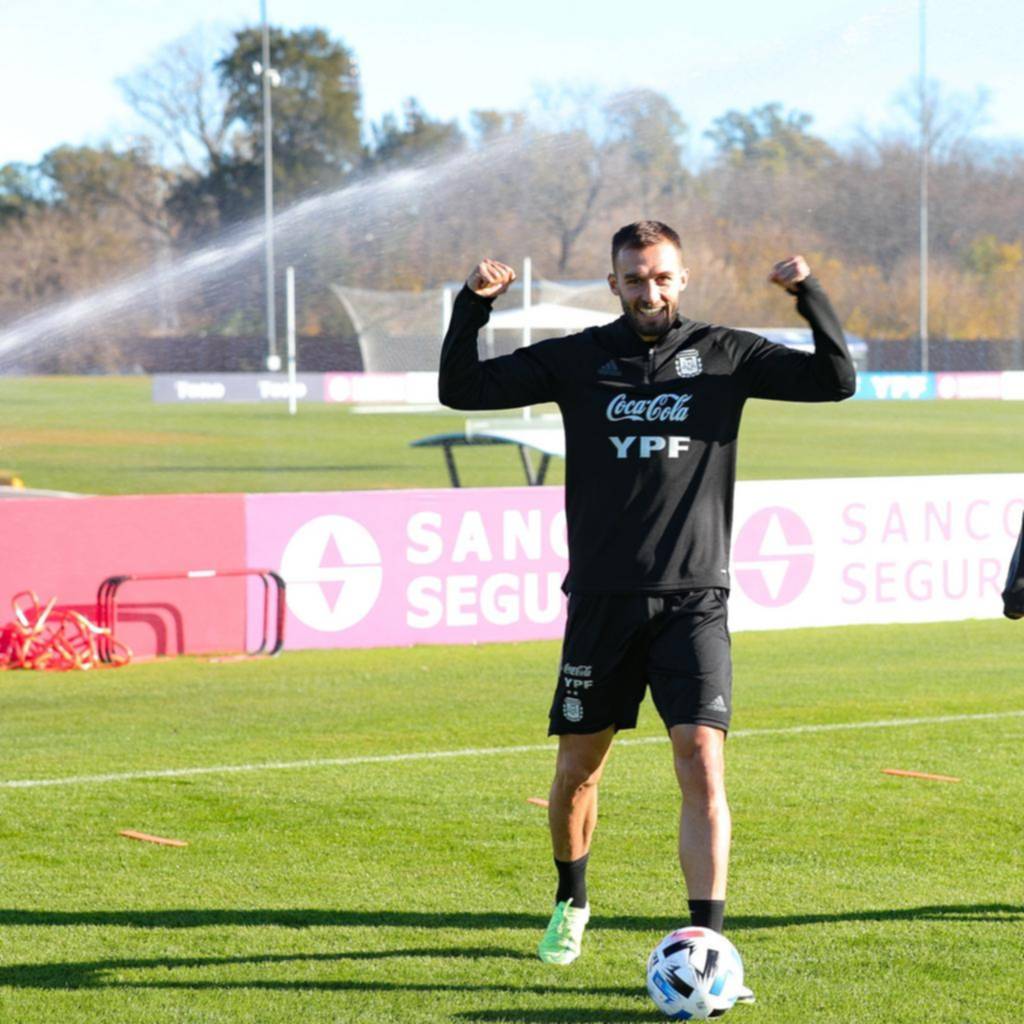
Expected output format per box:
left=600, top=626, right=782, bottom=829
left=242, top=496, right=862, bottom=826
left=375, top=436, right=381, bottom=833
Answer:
left=1, top=377, right=1022, bottom=1021
left=2, top=619, right=1023, bottom=1023
left=0, top=376, right=1021, bottom=494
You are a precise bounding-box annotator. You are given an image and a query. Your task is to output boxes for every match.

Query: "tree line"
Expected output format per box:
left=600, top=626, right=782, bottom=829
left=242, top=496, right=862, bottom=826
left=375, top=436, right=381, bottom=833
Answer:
left=1, top=23, right=1022, bottom=361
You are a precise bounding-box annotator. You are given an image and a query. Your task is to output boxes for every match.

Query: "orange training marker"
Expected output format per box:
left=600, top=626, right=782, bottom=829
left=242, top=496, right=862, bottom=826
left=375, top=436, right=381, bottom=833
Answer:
left=882, top=769, right=961, bottom=783
left=119, top=829, right=189, bottom=847
left=526, top=797, right=550, bottom=808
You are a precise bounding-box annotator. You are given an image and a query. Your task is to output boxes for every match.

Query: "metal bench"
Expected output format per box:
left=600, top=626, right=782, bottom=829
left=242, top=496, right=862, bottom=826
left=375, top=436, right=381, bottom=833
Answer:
left=411, top=418, right=565, bottom=487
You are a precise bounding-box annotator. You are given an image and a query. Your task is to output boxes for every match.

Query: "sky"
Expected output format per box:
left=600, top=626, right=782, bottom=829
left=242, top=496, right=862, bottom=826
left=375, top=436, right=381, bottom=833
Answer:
left=4, top=0, right=1023, bottom=167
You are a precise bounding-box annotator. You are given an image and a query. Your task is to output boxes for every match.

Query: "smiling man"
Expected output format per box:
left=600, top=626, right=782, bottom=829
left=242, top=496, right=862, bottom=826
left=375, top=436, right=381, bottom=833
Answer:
left=438, top=220, right=856, bottom=973
left=608, top=231, right=689, bottom=340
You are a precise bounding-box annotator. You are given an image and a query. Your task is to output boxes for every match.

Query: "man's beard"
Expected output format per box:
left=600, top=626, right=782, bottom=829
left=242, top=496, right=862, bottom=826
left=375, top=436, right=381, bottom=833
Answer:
left=619, top=297, right=678, bottom=340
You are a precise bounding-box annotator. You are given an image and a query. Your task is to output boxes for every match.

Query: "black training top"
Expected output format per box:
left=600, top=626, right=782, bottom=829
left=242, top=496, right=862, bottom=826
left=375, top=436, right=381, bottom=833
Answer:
left=438, top=277, right=856, bottom=594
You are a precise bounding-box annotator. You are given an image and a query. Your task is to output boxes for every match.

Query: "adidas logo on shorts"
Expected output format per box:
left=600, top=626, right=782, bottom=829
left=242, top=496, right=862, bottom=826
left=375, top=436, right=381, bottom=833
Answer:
left=704, top=695, right=728, bottom=714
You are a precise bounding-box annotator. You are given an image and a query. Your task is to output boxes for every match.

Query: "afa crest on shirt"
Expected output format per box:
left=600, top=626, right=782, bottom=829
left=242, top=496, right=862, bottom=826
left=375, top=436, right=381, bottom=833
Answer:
left=675, top=350, right=702, bottom=378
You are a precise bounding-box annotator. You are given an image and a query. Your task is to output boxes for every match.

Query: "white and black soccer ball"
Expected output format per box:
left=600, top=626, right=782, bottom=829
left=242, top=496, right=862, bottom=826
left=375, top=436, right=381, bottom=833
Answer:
left=646, top=926, right=746, bottom=1020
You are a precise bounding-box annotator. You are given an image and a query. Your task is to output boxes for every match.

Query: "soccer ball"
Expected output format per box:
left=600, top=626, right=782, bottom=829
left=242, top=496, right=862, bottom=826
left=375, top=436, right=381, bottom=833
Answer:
left=646, top=926, right=745, bottom=1020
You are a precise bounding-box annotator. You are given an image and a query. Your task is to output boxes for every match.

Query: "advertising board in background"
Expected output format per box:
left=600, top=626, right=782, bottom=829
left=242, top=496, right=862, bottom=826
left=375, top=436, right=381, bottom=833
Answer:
left=2, top=475, right=1020, bottom=657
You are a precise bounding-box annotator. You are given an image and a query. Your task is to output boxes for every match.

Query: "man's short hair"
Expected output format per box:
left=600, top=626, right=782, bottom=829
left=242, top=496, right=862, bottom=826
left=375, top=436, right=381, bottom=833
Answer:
left=611, top=221, right=683, bottom=268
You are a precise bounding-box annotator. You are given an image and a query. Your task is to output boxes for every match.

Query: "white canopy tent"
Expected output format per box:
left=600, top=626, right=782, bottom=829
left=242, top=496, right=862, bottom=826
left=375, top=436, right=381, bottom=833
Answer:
left=474, top=258, right=619, bottom=421
left=483, top=302, right=617, bottom=359
left=486, top=303, right=617, bottom=331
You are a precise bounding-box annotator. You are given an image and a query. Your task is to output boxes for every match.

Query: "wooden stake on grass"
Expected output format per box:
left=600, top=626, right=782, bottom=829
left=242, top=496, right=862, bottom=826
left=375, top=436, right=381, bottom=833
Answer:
left=882, top=769, right=960, bottom=783
left=119, top=829, right=189, bottom=847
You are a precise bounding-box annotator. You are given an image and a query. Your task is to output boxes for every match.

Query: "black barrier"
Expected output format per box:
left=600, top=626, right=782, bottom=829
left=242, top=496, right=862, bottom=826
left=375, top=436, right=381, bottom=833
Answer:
left=96, top=569, right=286, bottom=660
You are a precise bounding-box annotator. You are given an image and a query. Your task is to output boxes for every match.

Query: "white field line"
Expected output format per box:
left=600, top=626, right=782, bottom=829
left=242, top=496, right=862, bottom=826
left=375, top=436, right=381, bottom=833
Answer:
left=3, top=709, right=1024, bottom=791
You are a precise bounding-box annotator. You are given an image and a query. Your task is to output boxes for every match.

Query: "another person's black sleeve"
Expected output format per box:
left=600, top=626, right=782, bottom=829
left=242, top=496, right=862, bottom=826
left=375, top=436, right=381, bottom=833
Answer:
left=1003, top=511, right=1024, bottom=620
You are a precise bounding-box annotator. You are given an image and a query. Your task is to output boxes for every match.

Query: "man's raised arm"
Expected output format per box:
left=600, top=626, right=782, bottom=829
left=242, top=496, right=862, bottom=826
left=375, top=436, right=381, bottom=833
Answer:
left=744, top=255, right=857, bottom=402
left=438, top=259, right=560, bottom=411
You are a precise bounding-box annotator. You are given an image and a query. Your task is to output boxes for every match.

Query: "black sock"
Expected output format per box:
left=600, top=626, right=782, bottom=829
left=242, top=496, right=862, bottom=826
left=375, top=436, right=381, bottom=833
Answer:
left=688, top=899, right=725, bottom=933
left=554, top=854, right=589, bottom=909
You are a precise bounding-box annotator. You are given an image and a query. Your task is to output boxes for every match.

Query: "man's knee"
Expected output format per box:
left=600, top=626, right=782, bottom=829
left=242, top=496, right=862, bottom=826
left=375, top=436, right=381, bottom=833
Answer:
left=670, top=725, right=726, bottom=801
left=553, top=730, right=613, bottom=793
left=554, top=757, right=602, bottom=794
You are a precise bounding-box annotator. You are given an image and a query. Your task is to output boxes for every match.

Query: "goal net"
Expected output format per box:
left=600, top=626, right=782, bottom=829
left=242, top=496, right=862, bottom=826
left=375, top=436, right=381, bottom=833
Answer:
left=331, top=278, right=619, bottom=372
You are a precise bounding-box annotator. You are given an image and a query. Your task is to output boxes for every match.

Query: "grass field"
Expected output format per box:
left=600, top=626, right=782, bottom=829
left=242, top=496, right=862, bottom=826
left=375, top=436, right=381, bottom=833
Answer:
left=1, top=377, right=1022, bottom=1021
left=2, top=620, right=1023, bottom=1023
left=0, top=376, right=1021, bottom=494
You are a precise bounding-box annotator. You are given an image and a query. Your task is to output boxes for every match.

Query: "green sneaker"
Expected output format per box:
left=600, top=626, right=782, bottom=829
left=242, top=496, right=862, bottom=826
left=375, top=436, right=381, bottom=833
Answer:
left=537, top=899, right=590, bottom=964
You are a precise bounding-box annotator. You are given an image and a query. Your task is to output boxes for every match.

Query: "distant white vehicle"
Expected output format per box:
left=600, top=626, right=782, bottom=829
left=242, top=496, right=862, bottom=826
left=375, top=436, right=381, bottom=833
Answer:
left=743, top=326, right=869, bottom=371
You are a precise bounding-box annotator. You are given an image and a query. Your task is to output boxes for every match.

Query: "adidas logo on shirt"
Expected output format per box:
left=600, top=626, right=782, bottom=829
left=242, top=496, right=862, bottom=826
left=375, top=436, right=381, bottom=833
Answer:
left=598, top=360, right=623, bottom=378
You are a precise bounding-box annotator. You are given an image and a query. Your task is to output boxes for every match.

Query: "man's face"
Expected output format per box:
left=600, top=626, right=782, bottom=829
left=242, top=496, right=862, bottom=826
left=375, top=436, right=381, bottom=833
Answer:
left=608, top=242, right=689, bottom=341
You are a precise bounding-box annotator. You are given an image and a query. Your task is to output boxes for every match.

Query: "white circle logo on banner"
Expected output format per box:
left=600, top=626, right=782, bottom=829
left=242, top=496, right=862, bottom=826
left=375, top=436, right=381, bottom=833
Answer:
left=279, top=515, right=383, bottom=631
left=733, top=506, right=814, bottom=607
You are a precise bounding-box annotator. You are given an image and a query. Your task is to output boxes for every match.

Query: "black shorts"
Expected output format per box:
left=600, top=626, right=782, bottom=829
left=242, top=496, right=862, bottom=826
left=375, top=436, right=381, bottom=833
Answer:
left=548, top=589, right=732, bottom=736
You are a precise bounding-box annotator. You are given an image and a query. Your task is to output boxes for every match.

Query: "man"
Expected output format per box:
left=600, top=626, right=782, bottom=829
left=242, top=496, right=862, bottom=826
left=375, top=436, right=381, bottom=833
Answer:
left=438, top=220, right=856, bottom=968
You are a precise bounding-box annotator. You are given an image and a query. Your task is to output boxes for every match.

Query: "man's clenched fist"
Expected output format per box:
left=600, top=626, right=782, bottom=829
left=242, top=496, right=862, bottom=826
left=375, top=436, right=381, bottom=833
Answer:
left=467, top=259, right=517, bottom=299
left=768, top=255, right=811, bottom=294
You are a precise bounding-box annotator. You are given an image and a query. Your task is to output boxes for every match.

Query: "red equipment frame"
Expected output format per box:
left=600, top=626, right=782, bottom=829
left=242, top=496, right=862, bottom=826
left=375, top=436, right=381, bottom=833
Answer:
left=95, top=568, right=286, bottom=662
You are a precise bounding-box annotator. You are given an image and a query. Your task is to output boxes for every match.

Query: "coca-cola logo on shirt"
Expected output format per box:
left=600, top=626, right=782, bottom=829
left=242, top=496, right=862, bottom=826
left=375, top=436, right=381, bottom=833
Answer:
left=606, top=393, right=692, bottom=423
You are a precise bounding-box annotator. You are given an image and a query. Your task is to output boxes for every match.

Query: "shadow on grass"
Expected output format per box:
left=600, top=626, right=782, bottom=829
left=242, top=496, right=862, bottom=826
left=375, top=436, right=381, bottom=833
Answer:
left=132, top=464, right=398, bottom=474
left=0, top=908, right=548, bottom=930
left=0, top=949, right=638, bottom=995
left=2, top=906, right=1020, bottom=1010
left=0, top=903, right=1020, bottom=932
left=455, top=1014, right=654, bottom=1024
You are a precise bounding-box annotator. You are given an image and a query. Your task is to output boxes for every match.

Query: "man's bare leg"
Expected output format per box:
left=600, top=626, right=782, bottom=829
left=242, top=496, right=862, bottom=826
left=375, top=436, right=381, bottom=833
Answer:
left=548, top=726, right=616, bottom=862
left=670, top=724, right=730, bottom=929
left=538, top=727, right=615, bottom=964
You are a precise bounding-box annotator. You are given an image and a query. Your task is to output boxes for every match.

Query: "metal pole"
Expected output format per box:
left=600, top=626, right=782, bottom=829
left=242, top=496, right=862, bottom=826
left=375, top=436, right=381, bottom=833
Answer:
left=522, top=256, right=533, bottom=349
left=442, top=287, right=453, bottom=339
left=286, top=266, right=297, bottom=415
left=919, top=0, right=929, bottom=372
left=260, top=0, right=280, bottom=371
left=522, top=256, right=532, bottom=421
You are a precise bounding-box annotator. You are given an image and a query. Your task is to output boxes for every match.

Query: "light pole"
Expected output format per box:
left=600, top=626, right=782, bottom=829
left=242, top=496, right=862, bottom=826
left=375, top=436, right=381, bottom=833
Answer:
left=254, top=0, right=281, bottom=371
left=918, top=0, right=929, bottom=372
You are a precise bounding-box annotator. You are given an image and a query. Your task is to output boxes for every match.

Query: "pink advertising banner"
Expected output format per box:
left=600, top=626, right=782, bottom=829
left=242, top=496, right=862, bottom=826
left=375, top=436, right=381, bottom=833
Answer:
left=935, top=373, right=1005, bottom=400
left=728, top=474, right=1024, bottom=631
left=244, top=488, right=569, bottom=649
left=3, top=475, right=1018, bottom=659
left=246, top=474, right=1023, bottom=650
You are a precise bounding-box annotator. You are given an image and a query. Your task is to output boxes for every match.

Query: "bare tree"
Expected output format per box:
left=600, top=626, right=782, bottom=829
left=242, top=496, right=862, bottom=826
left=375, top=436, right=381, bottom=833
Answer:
left=602, top=89, right=688, bottom=213
left=117, top=27, right=237, bottom=173
left=895, top=77, right=990, bottom=163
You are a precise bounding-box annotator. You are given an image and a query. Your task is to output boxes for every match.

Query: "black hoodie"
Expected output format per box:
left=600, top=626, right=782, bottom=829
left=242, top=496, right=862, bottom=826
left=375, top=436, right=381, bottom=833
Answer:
left=438, top=276, right=856, bottom=594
